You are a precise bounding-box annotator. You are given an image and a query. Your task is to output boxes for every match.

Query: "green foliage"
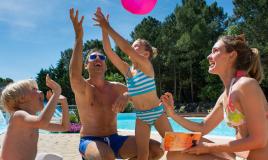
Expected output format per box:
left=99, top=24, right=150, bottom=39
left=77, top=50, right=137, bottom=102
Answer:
left=0, top=78, right=13, bottom=88
left=105, top=73, right=125, bottom=84
left=178, top=105, right=186, bottom=113
left=69, top=113, right=79, bottom=123
left=0, top=78, right=14, bottom=104
left=158, top=0, right=227, bottom=103
left=231, top=0, right=268, bottom=97
left=123, top=102, right=134, bottom=113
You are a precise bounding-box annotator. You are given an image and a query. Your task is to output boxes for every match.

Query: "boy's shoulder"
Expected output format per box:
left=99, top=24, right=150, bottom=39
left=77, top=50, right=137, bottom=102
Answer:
left=10, top=110, right=31, bottom=123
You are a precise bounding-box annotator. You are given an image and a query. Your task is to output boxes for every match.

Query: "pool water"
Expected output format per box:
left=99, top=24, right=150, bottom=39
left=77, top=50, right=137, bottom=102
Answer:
left=0, top=111, right=7, bottom=134
left=1, top=111, right=236, bottom=137
left=117, top=113, right=235, bottom=137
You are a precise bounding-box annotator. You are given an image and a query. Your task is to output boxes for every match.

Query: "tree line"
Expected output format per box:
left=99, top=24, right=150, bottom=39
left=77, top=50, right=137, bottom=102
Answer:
left=2, top=0, right=268, bottom=113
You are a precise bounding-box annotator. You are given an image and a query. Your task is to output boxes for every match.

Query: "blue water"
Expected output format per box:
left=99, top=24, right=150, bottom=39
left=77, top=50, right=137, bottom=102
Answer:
left=0, top=111, right=7, bottom=134
left=117, top=113, right=235, bottom=137
left=1, top=111, right=236, bottom=137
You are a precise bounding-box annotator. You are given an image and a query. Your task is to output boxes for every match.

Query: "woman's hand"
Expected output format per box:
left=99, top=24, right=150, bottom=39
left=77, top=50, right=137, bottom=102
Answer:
left=160, top=92, right=176, bottom=117
left=183, top=142, right=212, bottom=155
left=93, top=7, right=109, bottom=29
left=69, top=8, right=84, bottom=39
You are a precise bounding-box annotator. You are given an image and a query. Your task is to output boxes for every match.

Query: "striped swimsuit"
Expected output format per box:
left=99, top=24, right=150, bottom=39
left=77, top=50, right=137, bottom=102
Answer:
left=126, top=68, right=164, bottom=125
left=126, top=69, right=156, bottom=97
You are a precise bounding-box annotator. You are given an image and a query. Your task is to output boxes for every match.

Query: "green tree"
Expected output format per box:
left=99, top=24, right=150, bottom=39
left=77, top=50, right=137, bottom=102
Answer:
left=232, top=0, right=268, bottom=96
left=0, top=77, right=13, bottom=88
left=174, top=0, right=227, bottom=103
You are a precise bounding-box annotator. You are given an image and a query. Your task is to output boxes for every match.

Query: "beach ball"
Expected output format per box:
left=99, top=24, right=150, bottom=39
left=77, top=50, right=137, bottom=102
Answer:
left=121, top=0, right=158, bottom=15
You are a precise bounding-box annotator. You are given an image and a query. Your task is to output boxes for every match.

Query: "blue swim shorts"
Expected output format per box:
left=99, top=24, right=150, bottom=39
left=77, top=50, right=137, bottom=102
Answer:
left=79, top=133, right=128, bottom=159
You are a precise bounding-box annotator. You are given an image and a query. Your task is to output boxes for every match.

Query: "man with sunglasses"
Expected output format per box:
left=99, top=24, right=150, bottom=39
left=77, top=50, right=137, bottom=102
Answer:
left=69, top=8, right=163, bottom=160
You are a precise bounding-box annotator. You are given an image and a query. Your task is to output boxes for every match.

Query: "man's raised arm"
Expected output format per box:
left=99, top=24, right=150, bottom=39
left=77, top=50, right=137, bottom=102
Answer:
left=69, top=8, right=85, bottom=93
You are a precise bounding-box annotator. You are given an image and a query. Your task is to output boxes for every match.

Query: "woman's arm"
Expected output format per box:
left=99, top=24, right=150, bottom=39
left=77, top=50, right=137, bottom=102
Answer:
left=185, top=79, right=268, bottom=154
left=161, top=92, right=224, bottom=135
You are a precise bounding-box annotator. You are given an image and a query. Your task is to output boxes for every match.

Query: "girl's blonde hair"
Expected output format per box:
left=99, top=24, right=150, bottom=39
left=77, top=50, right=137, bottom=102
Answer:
left=219, top=34, right=263, bottom=83
left=1, top=79, right=38, bottom=112
left=135, top=39, right=158, bottom=60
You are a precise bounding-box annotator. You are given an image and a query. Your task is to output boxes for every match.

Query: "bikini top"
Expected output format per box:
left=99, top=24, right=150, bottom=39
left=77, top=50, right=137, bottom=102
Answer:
left=126, top=67, right=156, bottom=97
left=224, top=70, right=247, bottom=127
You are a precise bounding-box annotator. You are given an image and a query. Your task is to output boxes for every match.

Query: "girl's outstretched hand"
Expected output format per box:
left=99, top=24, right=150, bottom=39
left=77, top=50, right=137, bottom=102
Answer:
left=69, top=8, right=84, bottom=39
left=46, top=75, right=61, bottom=96
left=93, top=7, right=109, bottom=28
left=160, top=92, right=176, bottom=116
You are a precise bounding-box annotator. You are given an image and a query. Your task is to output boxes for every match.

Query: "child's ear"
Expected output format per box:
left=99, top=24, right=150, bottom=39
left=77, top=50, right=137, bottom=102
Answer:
left=144, top=51, right=150, bottom=59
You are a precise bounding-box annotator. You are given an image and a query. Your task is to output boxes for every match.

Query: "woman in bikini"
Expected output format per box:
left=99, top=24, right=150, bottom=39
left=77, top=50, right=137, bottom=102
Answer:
left=161, top=35, right=268, bottom=160
left=93, top=8, right=172, bottom=159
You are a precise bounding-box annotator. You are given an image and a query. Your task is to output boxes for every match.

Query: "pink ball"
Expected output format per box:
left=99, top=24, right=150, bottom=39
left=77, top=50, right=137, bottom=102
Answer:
left=121, top=0, right=158, bottom=15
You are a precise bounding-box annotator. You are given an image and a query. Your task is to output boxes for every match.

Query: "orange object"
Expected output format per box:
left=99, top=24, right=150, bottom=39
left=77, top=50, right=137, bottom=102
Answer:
left=163, top=132, right=202, bottom=151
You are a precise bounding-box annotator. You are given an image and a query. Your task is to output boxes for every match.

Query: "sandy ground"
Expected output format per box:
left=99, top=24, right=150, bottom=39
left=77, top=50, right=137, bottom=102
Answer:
left=0, top=130, right=166, bottom=160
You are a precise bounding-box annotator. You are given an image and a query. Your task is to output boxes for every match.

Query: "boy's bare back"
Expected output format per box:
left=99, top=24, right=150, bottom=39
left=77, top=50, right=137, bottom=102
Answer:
left=2, top=110, right=40, bottom=159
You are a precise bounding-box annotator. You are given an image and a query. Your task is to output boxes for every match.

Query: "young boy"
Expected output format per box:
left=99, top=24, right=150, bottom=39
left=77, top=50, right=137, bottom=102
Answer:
left=0, top=75, right=69, bottom=160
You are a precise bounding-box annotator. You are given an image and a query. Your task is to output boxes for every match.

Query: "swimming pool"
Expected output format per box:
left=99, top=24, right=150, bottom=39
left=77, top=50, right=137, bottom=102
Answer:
left=0, top=110, right=7, bottom=134
left=0, top=111, right=236, bottom=137
left=117, top=113, right=235, bottom=137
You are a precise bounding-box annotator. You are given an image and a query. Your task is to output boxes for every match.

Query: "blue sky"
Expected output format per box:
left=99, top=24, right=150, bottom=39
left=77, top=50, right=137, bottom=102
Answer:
left=0, top=0, right=233, bottom=81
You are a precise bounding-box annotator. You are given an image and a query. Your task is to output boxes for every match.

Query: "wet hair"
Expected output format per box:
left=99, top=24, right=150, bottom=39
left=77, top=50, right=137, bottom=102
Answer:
left=1, top=79, right=37, bottom=112
left=218, top=34, right=263, bottom=83
left=135, top=39, right=158, bottom=60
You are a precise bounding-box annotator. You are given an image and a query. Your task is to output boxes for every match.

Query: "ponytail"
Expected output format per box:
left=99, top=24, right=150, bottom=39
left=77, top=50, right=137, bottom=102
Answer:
left=248, top=48, right=263, bottom=83
left=152, top=47, right=158, bottom=59
left=219, top=35, right=264, bottom=83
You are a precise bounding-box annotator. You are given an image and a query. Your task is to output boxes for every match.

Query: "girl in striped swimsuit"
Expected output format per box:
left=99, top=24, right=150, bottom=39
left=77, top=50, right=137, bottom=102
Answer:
left=94, top=8, right=172, bottom=159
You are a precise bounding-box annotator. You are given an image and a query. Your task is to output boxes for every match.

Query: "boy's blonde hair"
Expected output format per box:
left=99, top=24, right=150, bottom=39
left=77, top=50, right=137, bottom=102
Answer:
left=1, top=79, right=38, bottom=112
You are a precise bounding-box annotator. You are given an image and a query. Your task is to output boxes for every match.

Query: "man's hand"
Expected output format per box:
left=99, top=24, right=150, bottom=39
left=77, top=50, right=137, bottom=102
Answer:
left=70, top=8, right=84, bottom=39
left=112, top=93, right=129, bottom=113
